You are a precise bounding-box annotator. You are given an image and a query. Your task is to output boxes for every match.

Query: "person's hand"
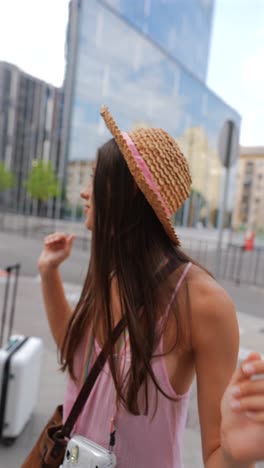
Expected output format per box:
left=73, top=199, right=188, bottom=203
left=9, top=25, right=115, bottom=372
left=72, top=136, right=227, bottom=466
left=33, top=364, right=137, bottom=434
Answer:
left=38, top=232, right=75, bottom=274
left=221, top=352, right=264, bottom=464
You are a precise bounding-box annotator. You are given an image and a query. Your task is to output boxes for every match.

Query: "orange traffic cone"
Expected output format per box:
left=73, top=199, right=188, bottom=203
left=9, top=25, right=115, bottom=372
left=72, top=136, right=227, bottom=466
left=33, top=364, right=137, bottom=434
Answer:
left=243, top=231, right=255, bottom=251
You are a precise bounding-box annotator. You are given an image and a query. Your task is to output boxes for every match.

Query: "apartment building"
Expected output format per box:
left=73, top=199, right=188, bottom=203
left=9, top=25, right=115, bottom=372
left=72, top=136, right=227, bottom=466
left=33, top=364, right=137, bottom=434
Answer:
left=233, top=147, right=264, bottom=231
left=0, top=61, right=63, bottom=216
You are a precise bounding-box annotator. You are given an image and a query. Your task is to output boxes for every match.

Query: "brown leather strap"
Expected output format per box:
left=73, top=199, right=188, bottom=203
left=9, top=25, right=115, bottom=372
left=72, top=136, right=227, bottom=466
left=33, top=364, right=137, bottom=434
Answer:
left=62, top=317, right=125, bottom=437
left=61, top=254, right=180, bottom=438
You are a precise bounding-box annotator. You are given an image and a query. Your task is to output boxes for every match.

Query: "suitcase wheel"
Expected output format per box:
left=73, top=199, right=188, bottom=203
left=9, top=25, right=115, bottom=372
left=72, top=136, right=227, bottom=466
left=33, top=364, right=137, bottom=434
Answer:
left=2, top=437, right=16, bottom=446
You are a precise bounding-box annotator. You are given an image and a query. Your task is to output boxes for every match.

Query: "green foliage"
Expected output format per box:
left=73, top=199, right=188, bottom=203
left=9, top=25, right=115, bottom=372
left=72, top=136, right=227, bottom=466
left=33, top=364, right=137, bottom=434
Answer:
left=0, top=163, right=16, bottom=192
left=24, top=160, right=60, bottom=202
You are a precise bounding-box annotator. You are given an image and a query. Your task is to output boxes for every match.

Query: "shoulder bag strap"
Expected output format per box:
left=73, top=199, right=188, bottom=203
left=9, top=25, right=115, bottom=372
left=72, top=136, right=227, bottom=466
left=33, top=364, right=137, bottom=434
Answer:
left=62, top=317, right=125, bottom=437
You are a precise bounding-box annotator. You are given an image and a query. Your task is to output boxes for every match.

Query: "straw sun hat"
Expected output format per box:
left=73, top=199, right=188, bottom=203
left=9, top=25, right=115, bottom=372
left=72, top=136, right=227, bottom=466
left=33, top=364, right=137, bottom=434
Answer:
left=100, top=105, right=192, bottom=245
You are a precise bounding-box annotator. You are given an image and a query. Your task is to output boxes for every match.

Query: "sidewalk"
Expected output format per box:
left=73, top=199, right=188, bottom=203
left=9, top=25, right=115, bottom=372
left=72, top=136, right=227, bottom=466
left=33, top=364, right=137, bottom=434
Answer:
left=0, top=276, right=264, bottom=467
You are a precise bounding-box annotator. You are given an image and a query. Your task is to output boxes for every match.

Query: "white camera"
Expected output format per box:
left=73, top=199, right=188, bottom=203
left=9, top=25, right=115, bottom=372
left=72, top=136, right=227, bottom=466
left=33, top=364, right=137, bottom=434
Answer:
left=60, top=434, right=117, bottom=468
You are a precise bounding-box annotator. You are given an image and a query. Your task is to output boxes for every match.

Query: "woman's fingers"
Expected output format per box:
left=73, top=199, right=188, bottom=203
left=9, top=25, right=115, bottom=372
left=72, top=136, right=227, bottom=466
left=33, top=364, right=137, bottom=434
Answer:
left=229, top=353, right=262, bottom=386
left=229, top=357, right=264, bottom=419
left=44, top=232, right=67, bottom=245
left=67, top=234, right=76, bottom=248
left=231, top=379, right=264, bottom=398
left=241, top=359, right=264, bottom=378
left=245, top=411, right=264, bottom=422
left=231, top=395, right=264, bottom=412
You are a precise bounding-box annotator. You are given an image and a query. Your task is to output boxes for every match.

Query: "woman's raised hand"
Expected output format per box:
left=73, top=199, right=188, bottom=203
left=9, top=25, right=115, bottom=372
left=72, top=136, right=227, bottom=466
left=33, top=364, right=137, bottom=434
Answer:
left=38, top=232, right=76, bottom=273
left=221, top=352, right=264, bottom=464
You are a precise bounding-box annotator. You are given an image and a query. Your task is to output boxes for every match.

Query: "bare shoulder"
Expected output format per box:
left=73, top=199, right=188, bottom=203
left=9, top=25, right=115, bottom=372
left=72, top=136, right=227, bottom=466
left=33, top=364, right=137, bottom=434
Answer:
left=187, top=264, right=238, bottom=349
left=187, top=264, right=235, bottom=313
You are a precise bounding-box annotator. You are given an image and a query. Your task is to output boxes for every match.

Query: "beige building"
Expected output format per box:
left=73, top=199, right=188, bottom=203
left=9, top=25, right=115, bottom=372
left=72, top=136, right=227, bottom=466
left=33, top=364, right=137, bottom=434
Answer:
left=67, top=160, right=93, bottom=207
left=177, top=126, right=224, bottom=227
left=233, top=147, right=264, bottom=231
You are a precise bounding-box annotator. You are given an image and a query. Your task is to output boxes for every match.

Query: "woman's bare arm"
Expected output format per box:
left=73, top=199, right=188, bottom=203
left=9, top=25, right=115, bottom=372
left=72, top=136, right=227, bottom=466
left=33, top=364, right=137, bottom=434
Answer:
left=190, top=270, right=254, bottom=468
left=38, top=233, right=75, bottom=349
left=39, top=266, right=72, bottom=350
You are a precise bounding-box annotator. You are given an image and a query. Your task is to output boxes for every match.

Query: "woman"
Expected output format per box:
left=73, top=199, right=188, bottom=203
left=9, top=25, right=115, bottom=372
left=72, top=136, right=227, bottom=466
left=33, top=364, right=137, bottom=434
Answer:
left=38, top=106, right=264, bottom=467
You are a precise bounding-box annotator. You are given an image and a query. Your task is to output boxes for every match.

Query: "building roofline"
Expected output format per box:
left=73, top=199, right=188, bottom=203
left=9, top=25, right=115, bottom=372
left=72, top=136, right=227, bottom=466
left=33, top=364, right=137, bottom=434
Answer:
left=240, top=146, right=264, bottom=155
left=0, top=60, right=62, bottom=91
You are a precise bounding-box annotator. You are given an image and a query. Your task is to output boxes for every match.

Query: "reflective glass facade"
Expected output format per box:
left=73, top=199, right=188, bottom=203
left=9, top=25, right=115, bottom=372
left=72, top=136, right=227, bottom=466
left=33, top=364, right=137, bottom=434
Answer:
left=102, top=0, right=215, bottom=81
left=65, top=0, right=241, bottom=227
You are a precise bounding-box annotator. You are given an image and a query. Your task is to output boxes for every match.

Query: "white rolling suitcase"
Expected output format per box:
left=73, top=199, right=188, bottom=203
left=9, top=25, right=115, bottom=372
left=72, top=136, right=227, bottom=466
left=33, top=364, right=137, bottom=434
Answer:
left=0, top=264, right=43, bottom=444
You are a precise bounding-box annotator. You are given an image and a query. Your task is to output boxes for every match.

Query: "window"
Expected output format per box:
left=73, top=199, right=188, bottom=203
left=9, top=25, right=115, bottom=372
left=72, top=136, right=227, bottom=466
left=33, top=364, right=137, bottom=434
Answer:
left=101, top=66, right=110, bottom=97
left=245, top=161, right=254, bottom=174
left=144, top=0, right=151, bottom=17
left=95, top=12, right=104, bottom=48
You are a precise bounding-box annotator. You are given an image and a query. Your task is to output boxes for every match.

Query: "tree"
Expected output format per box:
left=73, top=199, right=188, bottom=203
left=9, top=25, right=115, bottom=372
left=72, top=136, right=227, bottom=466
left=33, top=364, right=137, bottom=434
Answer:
left=188, top=189, right=207, bottom=227
left=24, top=160, right=60, bottom=212
left=0, top=163, right=16, bottom=192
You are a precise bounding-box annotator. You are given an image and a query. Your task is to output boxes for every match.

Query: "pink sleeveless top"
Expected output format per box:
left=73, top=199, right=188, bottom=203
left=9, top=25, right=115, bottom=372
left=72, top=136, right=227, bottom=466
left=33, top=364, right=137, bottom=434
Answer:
left=63, top=262, right=192, bottom=468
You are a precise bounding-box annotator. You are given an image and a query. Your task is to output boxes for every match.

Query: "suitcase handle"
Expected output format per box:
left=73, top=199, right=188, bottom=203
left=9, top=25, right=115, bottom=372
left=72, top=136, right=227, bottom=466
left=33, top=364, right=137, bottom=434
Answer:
left=0, top=264, right=20, bottom=348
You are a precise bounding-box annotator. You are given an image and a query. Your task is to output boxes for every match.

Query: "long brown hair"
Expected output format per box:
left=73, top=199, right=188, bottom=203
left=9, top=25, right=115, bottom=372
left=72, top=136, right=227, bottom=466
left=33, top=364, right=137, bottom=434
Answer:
left=61, top=138, right=193, bottom=415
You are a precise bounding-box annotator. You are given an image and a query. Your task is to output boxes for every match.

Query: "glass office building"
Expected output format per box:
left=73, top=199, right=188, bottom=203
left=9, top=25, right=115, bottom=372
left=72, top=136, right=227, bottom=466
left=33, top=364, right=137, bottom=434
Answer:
left=101, top=0, right=214, bottom=81
left=62, top=0, right=241, bottom=227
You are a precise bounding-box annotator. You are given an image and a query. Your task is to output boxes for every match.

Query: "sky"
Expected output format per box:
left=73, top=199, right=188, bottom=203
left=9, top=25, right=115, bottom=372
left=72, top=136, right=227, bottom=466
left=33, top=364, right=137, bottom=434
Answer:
left=207, top=0, right=264, bottom=147
left=0, top=0, right=69, bottom=85
left=0, top=0, right=263, bottom=146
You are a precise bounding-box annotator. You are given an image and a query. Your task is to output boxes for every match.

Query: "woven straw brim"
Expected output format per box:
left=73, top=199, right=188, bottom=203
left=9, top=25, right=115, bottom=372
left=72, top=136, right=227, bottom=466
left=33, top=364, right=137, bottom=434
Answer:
left=100, top=106, right=192, bottom=245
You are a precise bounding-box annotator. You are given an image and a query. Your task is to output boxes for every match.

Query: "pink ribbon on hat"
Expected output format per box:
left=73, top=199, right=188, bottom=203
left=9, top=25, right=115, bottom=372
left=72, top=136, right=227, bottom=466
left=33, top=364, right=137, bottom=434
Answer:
left=122, top=132, right=171, bottom=217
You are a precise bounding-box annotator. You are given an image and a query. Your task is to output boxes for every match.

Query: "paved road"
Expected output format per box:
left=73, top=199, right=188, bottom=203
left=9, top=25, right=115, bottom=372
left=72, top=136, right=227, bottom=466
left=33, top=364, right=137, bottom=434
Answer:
left=1, top=231, right=263, bottom=319
left=0, top=231, right=90, bottom=285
